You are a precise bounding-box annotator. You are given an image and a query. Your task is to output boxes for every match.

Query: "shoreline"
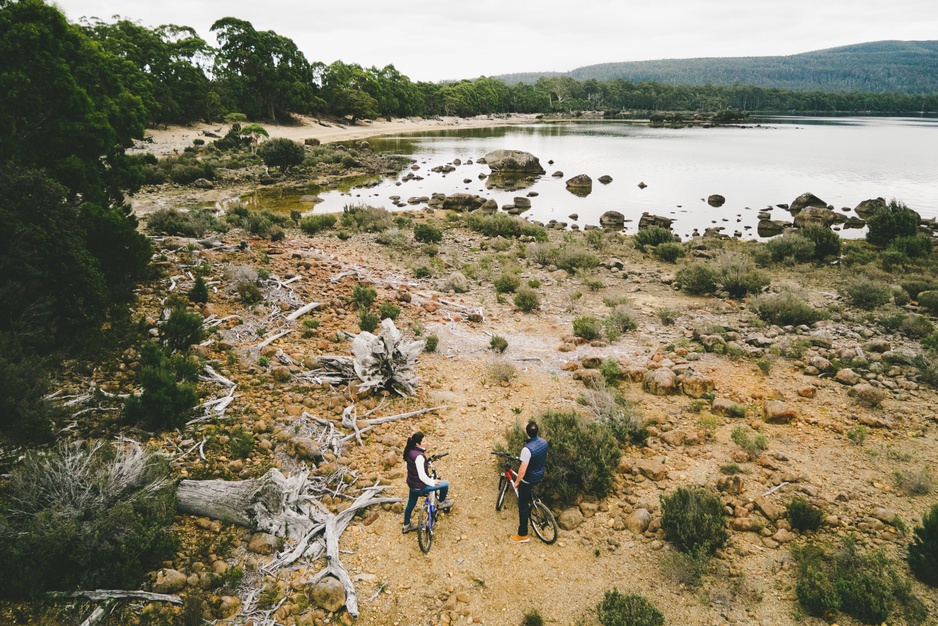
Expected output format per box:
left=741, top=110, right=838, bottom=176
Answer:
left=130, top=113, right=543, bottom=157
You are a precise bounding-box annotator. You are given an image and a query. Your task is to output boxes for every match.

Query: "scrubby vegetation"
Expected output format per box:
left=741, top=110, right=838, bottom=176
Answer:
left=596, top=589, right=665, bottom=626
left=660, top=486, right=728, bottom=556
left=907, top=503, right=938, bottom=587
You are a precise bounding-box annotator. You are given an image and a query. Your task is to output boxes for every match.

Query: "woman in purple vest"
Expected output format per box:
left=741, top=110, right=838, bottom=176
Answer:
left=402, top=432, right=454, bottom=533
left=511, top=421, right=548, bottom=543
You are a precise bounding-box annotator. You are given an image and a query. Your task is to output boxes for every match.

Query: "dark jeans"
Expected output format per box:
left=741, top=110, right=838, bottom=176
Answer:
left=518, top=481, right=534, bottom=536
left=403, top=480, right=449, bottom=525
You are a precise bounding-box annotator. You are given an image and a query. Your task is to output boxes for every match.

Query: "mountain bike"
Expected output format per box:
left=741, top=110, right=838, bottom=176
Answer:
left=417, top=452, right=449, bottom=553
left=491, top=451, right=558, bottom=544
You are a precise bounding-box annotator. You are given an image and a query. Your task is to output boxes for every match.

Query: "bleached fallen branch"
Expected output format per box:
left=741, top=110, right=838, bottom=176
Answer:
left=256, top=329, right=293, bottom=350
left=339, top=405, right=447, bottom=444
left=286, top=301, right=321, bottom=321
left=48, top=589, right=183, bottom=605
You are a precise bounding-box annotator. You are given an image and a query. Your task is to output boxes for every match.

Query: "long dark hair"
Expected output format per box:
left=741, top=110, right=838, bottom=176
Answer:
left=403, top=431, right=425, bottom=460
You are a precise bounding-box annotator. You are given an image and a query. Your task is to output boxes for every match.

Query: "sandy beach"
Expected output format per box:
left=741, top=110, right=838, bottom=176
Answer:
left=132, top=113, right=541, bottom=157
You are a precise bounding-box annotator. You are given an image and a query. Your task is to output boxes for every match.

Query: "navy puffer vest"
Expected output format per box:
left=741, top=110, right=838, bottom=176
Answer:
left=523, top=436, right=548, bottom=484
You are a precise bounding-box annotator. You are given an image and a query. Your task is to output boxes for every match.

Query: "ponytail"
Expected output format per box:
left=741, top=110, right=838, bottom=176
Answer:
left=403, top=431, right=425, bottom=460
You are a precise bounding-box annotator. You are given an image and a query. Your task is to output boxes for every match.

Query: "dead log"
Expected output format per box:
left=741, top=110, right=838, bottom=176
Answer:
left=48, top=590, right=183, bottom=605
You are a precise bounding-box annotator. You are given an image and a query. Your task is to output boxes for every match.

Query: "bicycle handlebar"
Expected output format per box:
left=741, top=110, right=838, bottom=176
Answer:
left=491, top=451, right=520, bottom=461
left=429, top=452, right=449, bottom=461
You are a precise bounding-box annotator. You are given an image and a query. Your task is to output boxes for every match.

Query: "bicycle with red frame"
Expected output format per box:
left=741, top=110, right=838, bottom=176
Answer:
left=492, top=451, right=558, bottom=544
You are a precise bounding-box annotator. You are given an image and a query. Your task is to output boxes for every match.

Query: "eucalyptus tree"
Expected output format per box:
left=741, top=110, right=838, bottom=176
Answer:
left=211, top=17, right=315, bottom=120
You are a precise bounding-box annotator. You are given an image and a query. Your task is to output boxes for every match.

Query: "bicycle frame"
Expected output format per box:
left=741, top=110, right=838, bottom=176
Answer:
left=492, top=450, right=558, bottom=544
left=417, top=453, right=448, bottom=553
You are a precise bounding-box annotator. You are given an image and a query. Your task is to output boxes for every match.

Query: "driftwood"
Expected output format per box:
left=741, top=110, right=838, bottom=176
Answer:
left=312, top=319, right=424, bottom=395
left=176, top=470, right=400, bottom=618
left=48, top=589, right=183, bottom=605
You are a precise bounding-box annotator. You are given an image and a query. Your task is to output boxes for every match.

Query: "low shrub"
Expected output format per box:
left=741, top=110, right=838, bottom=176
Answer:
left=352, top=283, right=378, bottom=309
left=716, top=251, right=770, bottom=298
left=358, top=309, right=380, bottom=333
left=413, top=222, right=443, bottom=244
left=494, top=272, right=521, bottom=294
left=907, top=503, right=938, bottom=586
left=520, top=609, right=544, bottom=626
left=841, top=276, right=892, bottom=310
left=160, top=307, right=205, bottom=353
left=794, top=537, right=927, bottom=625
left=0, top=441, right=177, bottom=599
left=413, top=265, right=431, bottom=279
left=605, top=305, right=638, bottom=336
left=660, top=549, right=710, bottom=587
left=751, top=289, right=824, bottom=326
left=763, top=233, right=816, bottom=265
left=572, top=316, right=603, bottom=340
left=514, top=288, right=540, bottom=313
left=888, top=234, right=933, bottom=259
left=901, top=314, right=934, bottom=338
left=299, top=213, right=338, bottom=235
left=237, top=281, right=262, bottom=305
left=123, top=344, right=199, bottom=430
left=424, top=334, right=439, bottom=352
left=498, top=410, right=621, bottom=506
left=0, top=336, right=60, bottom=442
left=341, top=204, right=393, bottom=233
left=675, top=261, right=719, bottom=295
left=901, top=280, right=938, bottom=300
left=731, top=426, right=767, bottom=460
left=893, top=468, right=934, bottom=496
left=489, top=335, right=509, bottom=353
left=633, top=226, right=675, bottom=251
left=846, top=425, right=868, bottom=446
left=660, top=486, right=728, bottom=556
left=487, top=361, right=516, bottom=383
left=188, top=275, right=209, bottom=304
left=257, top=137, right=305, bottom=172
left=581, top=387, right=648, bottom=445
left=658, top=307, right=678, bottom=326
left=788, top=496, right=824, bottom=532
left=800, top=224, right=842, bottom=260
left=466, top=213, right=547, bottom=240
left=229, top=428, right=255, bottom=459
left=146, top=208, right=223, bottom=238
left=378, top=301, right=401, bottom=320
left=918, top=290, right=938, bottom=314
left=653, top=241, right=685, bottom=262
left=599, top=358, right=621, bottom=385
left=596, top=590, right=665, bottom=626
left=866, top=200, right=920, bottom=247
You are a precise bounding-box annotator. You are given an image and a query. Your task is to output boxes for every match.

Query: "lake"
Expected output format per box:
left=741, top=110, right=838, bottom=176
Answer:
left=251, top=116, right=938, bottom=240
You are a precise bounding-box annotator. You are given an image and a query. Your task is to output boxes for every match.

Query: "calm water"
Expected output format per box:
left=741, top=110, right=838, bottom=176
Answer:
left=261, top=116, right=938, bottom=240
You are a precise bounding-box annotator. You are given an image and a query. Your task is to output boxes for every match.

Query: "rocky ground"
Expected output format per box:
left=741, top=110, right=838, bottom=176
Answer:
left=29, top=198, right=938, bottom=626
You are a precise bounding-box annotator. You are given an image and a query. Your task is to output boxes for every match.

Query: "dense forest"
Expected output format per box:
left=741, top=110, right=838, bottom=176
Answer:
left=498, top=41, right=938, bottom=95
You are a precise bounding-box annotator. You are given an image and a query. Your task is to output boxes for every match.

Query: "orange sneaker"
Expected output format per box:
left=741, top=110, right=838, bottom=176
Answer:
left=510, top=534, right=530, bottom=543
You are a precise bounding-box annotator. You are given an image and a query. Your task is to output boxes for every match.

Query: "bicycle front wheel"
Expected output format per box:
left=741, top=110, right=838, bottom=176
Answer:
left=530, top=500, right=558, bottom=544
left=417, top=505, right=432, bottom=553
left=496, top=477, right=509, bottom=511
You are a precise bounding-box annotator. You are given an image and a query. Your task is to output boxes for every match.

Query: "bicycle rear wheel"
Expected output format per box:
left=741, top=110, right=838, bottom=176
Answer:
left=496, top=477, right=509, bottom=511
left=530, top=500, right=558, bottom=544
left=417, top=505, right=432, bottom=553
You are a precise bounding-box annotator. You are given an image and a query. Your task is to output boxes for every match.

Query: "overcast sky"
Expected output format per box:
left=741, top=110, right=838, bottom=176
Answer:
left=52, top=0, right=938, bottom=82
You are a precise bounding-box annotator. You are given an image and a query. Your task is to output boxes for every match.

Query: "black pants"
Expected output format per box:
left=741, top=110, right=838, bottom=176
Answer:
left=518, top=481, right=533, bottom=536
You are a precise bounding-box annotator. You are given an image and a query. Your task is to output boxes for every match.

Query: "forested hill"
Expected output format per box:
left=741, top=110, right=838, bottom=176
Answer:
left=497, top=41, right=938, bottom=94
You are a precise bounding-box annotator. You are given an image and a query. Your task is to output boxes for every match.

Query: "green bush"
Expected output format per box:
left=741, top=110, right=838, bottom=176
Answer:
left=800, top=225, right=842, bottom=260
left=907, top=503, right=938, bottom=586
left=520, top=609, right=544, bottom=626
left=581, top=388, right=648, bottom=445
left=716, top=252, right=770, bottom=298
left=794, top=538, right=926, bottom=625
left=359, top=309, right=380, bottom=333
left=514, top=288, right=539, bottom=313
left=866, top=200, right=920, bottom=247
left=494, top=272, right=521, bottom=294
left=923, top=332, right=938, bottom=352
left=424, top=334, right=439, bottom=352
left=413, top=222, right=443, bottom=244
left=160, top=307, right=205, bottom=353
left=788, top=496, right=824, bottom=532
left=0, top=335, right=60, bottom=441
left=466, top=213, right=527, bottom=239
left=675, top=261, right=719, bottom=295
left=763, top=233, right=816, bottom=265
left=751, top=289, right=824, bottom=326
left=299, top=213, right=338, bottom=235
left=124, top=343, right=199, bottom=430
left=352, top=283, right=378, bottom=309
left=572, top=316, right=603, bottom=340
left=604, top=305, right=638, bottom=341
left=901, top=314, right=934, bottom=338
left=901, top=280, right=938, bottom=300
left=229, top=428, right=255, bottom=459
left=841, top=276, right=892, bottom=310
left=147, top=208, right=223, bottom=238
left=490, top=335, right=509, bottom=353
left=378, top=301, right=401, bottom=320
left=341, top=204, right=392, bottom=233
left=918, top=290, right=938, bottom=314
left=257, top=137, right=305, bottom=172
left=413, top=266, right=431, bottom=279
left=0, top=441, right=177, bottom=599
left=238, top=281, right=263, bottom=305
left=596, top=590, right=665, bottom=626
left=499, top=411, right=621, bottom=506
left=888, top=234, right=933, bottom=259
left=188, top=275, right=209, bottom=304
left=634, top=226, right=675, bottom=251
left=653, top=241, right=684, bottom=262
left=599, top=358, right=622, bottom=386
left=731, top=426, right=767, bottom=460
left=660, top=486, right=728, bottom=556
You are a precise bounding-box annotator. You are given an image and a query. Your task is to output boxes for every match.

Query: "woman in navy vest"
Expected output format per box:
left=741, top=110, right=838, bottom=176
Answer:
left=402, top=432, right=454, bottom=534
left=511, top=421, right=547, bottom=543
